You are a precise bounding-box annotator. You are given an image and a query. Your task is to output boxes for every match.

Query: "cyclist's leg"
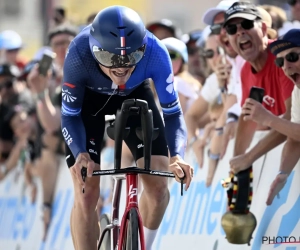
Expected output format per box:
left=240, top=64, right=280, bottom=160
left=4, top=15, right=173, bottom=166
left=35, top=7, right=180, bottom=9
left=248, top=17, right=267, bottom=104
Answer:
left=124, top=82, right=169, bottom=249
left=65, top=91, right=107, bottom=250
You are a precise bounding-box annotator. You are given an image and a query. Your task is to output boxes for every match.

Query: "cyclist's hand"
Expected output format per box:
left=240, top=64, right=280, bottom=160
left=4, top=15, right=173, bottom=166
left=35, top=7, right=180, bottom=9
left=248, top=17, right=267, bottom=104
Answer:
left=266, top=173, right=288, bottom=206
left=72, top=152, right=95, bottom=186
left=169, top=155, right=194, bottom=191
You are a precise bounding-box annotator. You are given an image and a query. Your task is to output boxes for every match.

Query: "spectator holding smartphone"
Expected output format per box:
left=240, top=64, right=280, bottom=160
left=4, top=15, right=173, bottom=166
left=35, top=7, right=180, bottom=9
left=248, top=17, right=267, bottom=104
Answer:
left=222, top=2, right=294, bottom=178
left=241, top=29, right=300, bottom=205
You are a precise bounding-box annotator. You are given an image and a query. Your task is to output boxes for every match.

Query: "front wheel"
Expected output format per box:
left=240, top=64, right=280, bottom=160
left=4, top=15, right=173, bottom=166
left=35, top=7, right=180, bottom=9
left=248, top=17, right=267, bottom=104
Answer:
left=123, top=208, right=139, bottom=250
left=98, top=213, right=111, bottom=250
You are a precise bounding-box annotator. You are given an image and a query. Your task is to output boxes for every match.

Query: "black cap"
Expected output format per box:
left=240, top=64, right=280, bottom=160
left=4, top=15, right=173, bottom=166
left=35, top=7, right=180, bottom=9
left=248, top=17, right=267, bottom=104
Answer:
left=269, top=29, right=300, bottom=55
left=0, top=64, right=20, bottom=78
left=181, top=30, right=203, bottom=45
left=224, top=2, right=262, bottom=27
left=48, top=24, right=78, bottom=42
left=146, top=19, right=177, bottom=37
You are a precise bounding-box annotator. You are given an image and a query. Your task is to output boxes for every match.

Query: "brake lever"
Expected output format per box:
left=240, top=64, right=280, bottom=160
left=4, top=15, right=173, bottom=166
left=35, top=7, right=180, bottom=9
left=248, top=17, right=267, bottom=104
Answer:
left=81, top=167, right=87, bottom=193
left=180, top=177, right=184, bottom=196
left=179, top=171, right=186, bottom=196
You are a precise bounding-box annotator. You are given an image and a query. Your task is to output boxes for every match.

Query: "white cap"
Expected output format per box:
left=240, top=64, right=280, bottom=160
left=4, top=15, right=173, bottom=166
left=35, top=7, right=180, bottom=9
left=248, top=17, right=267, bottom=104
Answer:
left=196, top=25, right=211, bottom=47
left=161, top=37, right=188, bottom=63
left=202, top=0, right=238, bottom=25
left=1, top=30, right=23, bottom=50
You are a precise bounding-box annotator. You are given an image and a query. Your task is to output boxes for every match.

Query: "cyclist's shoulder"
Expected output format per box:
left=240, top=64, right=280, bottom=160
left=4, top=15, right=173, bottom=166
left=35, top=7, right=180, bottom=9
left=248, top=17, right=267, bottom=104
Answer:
left=68, top=26, right=90, bottom=57
left=145, top=31, right=169, bottom=59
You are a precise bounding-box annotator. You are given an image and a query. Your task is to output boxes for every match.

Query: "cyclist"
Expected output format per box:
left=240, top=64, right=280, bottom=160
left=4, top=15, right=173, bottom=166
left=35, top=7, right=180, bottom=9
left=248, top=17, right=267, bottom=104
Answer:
left=61, top=6, right=193, bottom=250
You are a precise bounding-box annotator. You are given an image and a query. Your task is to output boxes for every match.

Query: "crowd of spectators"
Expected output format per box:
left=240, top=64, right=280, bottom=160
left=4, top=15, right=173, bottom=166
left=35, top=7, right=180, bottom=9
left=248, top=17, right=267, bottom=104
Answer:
left=1, top=0, right=300, bottom=241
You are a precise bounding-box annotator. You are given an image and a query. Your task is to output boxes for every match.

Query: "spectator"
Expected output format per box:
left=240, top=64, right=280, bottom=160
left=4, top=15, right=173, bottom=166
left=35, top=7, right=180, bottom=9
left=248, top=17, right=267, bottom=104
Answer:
left=278, top=0, right=300, bottom=36
left=206, top=97, right=224, bottom=186
left=207, top=4, right=280, bottom=170
left=185, top=0, right=245, bottom=169
left=288, top=0, right=300, bottom=21
left=239, top=29, right=300, bottom=205
left=261, top=5, right=287, bottom=34
left=161, top=37, right=201, bottom=114
left=26, top=24, right=77, bottom=241
left=221, top=2, right=294, bottom=177
left=181, top=30, right=207, bottom=84
left=0, top=64, right=34, bottom=180
left=0, top=64, right=33, bottom=113
left=185, top=32, right=221, bottom=167
left=3, top=106, right=38, bottom=200
left=147, top=19, right=179, bottom=39
left=1, top=30, right=27, bottom=71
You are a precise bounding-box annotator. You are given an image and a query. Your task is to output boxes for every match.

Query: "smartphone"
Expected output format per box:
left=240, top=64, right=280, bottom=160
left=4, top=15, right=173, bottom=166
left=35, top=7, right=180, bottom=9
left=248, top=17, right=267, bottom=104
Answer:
left=217, top=46, right=226, bottom=65
left=249, top=86, right=265, bottom=103
left=38, top=50, right=56, bottom=76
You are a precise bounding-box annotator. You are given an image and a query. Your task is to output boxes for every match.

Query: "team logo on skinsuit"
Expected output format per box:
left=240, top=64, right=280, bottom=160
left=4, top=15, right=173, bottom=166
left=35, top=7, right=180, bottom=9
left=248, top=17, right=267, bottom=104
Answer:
left=166, top=73, right=174, bottom=94
left=62, top=88, right=77, bottom=102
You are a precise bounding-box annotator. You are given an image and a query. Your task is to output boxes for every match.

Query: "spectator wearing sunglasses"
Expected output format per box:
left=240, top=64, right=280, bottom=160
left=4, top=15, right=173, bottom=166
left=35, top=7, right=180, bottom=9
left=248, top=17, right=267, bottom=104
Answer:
left=186, top=0, right=246, bottom=170
left=185, top=32, right=224, bottom=168
left=0, top=64, right=33, bottom=110
left=161, top=37, right=201, bottom=114
left=239, top=29, right=300, bottom=205
left=181, top=30, right=206, bottom=84
left=222, top=2, right=294, bottom=180
left=0, top=64, right=34, bottom=180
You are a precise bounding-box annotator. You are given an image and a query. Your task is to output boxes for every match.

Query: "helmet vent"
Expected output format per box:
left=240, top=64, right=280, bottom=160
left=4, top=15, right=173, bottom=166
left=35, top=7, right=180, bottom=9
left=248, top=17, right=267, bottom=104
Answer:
left=110, top=32, right=118, bottom=37
left=117, top=26, right=126, bottom=29
left=127, top=30, right=134, bottom=36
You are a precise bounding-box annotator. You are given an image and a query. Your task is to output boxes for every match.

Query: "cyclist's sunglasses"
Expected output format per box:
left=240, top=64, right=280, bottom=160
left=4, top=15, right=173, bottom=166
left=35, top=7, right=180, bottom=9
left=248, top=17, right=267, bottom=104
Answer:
left=0, top=80, right=13, bottom=91
left=288, top=0, right=300, bottom=6
left=275, top=52, right=300, bottom=67
left=225, top=19, right=255, bottom=35
left=92, top=44, right=146, bottom=68
left=169, top=51, right=182, bottom=60
left=210, top=23, right=224, bottom=35
left=201, top=49, right=215, bottom=58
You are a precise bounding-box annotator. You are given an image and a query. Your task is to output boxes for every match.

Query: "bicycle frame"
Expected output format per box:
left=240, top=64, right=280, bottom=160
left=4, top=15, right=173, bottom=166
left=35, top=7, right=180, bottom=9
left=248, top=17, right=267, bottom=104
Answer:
left=82, top=99, right=183, bottom=250
left=96, top=167, right=177, bottom=250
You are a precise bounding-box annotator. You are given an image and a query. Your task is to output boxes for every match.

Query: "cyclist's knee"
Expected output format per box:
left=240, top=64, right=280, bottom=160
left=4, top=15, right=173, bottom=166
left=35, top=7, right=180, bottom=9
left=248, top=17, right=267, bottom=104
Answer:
left=75, top=185, right=100, bottom=212
left=144, top=180, right=169, bottom=203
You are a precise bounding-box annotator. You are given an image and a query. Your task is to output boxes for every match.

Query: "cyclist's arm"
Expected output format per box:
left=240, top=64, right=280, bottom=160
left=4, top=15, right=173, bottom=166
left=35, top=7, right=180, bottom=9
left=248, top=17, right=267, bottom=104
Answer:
left=149, top=38, right=187, bottom=158
left=61, top=42, right=87, bottom=159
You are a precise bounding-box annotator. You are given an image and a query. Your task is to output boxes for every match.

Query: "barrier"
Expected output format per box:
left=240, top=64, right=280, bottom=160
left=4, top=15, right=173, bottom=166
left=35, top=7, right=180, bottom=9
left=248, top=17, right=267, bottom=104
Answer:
left=0, top=131, right=299, bottom=250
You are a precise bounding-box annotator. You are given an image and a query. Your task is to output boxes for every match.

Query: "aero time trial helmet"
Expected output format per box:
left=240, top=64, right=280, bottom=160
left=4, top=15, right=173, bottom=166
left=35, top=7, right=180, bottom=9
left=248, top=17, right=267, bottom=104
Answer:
left=89, top=6, right=147, bottom=68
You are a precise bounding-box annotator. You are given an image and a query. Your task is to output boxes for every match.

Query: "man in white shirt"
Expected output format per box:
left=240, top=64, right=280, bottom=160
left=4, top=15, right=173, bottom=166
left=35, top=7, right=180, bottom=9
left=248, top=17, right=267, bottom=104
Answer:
left=235, top=29, right=300, bottom=205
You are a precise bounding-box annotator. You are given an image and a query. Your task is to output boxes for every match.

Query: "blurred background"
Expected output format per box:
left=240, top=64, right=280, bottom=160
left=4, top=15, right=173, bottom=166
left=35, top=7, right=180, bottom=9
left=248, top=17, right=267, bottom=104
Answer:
left=0, top=0, right=292, bottom=60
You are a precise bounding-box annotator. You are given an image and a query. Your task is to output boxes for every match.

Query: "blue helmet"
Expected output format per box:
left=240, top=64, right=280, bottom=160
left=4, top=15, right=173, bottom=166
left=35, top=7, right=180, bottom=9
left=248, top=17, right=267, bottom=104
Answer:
left=89, top=6, right=147, bottom=68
